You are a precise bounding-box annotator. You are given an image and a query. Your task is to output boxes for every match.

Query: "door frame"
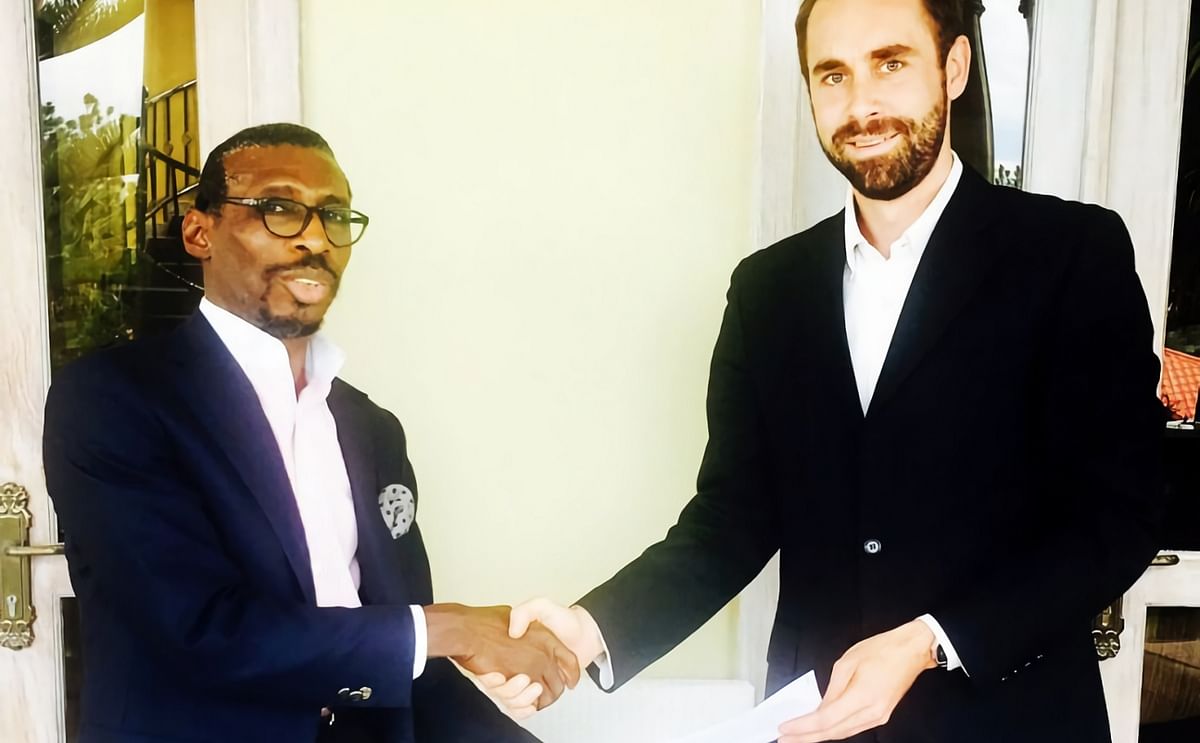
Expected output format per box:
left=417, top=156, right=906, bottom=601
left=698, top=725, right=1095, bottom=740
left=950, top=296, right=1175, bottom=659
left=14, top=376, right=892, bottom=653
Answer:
left=741, top=2, right=1194, bottom=736
left=0, top=1, right=302, bottom=739
left=1103, top=552, right=1200, bottom=741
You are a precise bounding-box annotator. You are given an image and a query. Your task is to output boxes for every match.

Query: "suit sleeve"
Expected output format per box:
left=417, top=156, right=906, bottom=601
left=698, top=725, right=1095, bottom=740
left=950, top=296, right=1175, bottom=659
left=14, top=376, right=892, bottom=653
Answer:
left=43, top=364, right=417, bottom=709
left=935, top=207, right=1165, bottom=683
left=576, top=265, right=782, bottom=689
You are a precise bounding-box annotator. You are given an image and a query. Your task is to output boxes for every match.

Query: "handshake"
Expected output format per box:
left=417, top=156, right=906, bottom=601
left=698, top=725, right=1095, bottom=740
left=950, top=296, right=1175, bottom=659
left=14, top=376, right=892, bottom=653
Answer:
left=425, top=598, right=603, bottom=719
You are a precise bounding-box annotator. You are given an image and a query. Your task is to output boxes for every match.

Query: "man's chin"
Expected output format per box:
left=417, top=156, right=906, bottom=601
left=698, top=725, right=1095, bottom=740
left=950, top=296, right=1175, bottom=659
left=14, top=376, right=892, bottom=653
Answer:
left=256, top=309, right=325, bottom=340
left=851, top=171, right=922, bottom=201
left=836, top=152, right=925, bottom=201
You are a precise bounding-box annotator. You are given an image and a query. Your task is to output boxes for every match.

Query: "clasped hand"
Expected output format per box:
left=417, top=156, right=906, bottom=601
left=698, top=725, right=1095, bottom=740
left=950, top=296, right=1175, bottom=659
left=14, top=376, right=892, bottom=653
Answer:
left=457, top=603, right=937, bottom=736
left=423, top=603, right=581, bottom=711
left=479, top=598, right=606, bottom=719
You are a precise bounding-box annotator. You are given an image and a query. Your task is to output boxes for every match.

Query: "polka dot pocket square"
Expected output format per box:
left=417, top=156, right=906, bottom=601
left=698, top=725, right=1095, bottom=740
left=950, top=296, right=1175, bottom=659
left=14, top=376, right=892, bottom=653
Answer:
left=378, top=484, right=416, bottom=539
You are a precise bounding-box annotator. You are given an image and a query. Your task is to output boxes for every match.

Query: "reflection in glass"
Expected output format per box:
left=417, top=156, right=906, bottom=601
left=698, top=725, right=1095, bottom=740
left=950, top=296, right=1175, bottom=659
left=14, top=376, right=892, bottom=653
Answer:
left=34, top=0, right=202, bottom=377
left=1162, top=0, right=1200, bottom=422
left=36, top=5, right=144, bottom=373
left=35, top=2, right=202, bottom=546
left=1140, top=607, right=1200, bottom=742
left=950, top=1, right=1035, bottom=190
left=977, top=1, right=1032, bottom=188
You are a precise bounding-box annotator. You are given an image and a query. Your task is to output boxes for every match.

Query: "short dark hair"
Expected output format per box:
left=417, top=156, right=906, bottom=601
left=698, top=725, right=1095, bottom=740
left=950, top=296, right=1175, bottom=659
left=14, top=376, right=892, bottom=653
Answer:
left=795, top=0, right=969, bottom=82
left=193, top=122, right=337, bottom=215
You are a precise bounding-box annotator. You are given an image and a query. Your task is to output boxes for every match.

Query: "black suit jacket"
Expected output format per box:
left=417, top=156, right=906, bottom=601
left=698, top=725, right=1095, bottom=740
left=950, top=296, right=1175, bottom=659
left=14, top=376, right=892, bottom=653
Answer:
left=577, top=167, right=1164, bottom=742
left=44, top=313, right=536, bottom=743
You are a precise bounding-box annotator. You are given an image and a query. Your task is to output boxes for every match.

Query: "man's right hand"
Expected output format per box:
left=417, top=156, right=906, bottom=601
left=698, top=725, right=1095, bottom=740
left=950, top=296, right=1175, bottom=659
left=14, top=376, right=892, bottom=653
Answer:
left=423, top=603, right=580, bottom=709
left=477, top=597, right=609, bottom=715
left=476, top=598, right=607, bottom=718
left=508, top=598, right=606, bottom=668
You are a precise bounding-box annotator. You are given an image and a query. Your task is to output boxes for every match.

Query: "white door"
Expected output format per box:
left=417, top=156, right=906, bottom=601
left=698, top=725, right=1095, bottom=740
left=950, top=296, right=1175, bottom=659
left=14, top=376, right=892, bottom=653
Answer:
left=0, top=0, right=301, bottom=739
left=1, top=0, right=83, bottom=737
left=1100, top=553, right=1200, bottom=742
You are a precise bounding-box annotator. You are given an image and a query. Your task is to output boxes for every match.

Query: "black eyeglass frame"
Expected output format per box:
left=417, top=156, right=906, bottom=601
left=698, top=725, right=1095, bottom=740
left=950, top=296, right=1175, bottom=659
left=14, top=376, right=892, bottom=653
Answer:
left=219, top=196, right=370, bottom=247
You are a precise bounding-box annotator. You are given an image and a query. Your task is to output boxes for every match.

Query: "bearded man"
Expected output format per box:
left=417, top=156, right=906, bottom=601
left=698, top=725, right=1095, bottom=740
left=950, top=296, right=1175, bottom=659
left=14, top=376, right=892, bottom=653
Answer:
left=498, top=0, right=1165, bottom=741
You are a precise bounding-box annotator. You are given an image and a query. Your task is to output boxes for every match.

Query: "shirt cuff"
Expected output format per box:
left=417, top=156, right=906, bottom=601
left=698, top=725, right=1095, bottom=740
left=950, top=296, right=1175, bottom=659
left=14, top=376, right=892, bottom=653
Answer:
left=410, top=605, right=428, bottom=679
left=917, top=613, right=967, bottom=675
left=579, top=607, right=615, bottom=690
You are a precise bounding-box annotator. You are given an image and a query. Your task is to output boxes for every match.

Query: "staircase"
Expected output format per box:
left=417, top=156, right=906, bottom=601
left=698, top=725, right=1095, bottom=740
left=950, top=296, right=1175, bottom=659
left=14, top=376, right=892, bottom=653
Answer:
left=136, top=78, right=203, bottom=336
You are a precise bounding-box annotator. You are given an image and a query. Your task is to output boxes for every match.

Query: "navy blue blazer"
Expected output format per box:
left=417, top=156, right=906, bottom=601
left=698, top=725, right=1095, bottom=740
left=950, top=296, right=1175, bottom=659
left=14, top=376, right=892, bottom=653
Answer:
left=44, top=313, right=536, bottom=742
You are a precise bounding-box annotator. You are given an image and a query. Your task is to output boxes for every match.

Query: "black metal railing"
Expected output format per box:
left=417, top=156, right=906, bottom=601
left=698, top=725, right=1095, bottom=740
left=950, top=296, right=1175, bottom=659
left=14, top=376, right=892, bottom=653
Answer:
left=141, top=79, right=200, bottom=239
left=134, top=79, right=204, bottom=336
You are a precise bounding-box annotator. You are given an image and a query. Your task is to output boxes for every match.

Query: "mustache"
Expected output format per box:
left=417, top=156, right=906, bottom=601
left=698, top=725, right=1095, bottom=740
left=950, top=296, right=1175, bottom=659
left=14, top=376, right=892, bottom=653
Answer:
left=832, top=116, right=913, bottom=146
left=264, top=252, right=339, bottom=282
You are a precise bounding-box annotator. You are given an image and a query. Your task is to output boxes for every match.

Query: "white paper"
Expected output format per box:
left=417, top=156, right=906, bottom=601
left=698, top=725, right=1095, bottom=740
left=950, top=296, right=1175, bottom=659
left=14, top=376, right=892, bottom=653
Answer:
left=667, top=671, right=821, bottom=743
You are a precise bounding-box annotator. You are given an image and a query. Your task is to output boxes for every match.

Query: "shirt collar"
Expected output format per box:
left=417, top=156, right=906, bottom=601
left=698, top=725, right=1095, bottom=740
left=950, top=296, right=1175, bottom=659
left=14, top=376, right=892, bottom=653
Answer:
left=843, top=152, right=964, bottom=274
left=198, top=297, right=345, bottom=395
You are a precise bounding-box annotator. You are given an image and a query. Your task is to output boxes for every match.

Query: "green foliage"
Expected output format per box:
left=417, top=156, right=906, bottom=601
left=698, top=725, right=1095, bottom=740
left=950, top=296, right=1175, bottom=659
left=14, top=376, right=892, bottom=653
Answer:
left=42, top=94, right=139, bottom=370
left=36, top=0, right=88, bottom=36
left=34, top=0, right=139, bottom=60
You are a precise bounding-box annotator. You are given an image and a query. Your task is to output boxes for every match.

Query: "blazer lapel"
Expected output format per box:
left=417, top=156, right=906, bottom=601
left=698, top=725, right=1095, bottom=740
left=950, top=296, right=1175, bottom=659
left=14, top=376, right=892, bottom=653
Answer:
left=867, top=167, right=1004, bottom=415
left=328, top=381, right=409, bottom=605
left=168, top=314, right=317, bottom=603
left=792, top=213, right=864, bottom=422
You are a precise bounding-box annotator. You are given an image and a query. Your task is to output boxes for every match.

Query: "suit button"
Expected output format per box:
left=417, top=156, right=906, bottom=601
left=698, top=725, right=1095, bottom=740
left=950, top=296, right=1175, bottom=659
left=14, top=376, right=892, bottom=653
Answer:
left=359, top=687, right=373, bottom=701
left=347, top=690, right=364, bottom=702
left=863, top=539, right=882, bottom=555
left=336, top=687, right=351, bottom=701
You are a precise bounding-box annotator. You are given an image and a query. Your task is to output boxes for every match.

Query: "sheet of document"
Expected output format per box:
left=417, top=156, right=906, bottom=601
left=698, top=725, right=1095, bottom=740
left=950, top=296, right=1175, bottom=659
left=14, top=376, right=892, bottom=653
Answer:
left=667, top=671, right=821, bottom=743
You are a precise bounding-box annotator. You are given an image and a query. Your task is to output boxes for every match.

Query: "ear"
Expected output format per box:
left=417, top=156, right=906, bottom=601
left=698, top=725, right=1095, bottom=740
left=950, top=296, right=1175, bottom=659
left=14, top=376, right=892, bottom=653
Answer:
left=944, top=34, right=971, bottom=102
left=182, top=208, right=214, bottom=260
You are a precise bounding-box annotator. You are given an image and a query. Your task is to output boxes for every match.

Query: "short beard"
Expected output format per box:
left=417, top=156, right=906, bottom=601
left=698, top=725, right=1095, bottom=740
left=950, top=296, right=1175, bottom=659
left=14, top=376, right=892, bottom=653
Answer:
left=254, top=252, right=337, bottom=339
left=256, top=310, right=322, bottom=340
left=821, top=91, right=948, bottom=201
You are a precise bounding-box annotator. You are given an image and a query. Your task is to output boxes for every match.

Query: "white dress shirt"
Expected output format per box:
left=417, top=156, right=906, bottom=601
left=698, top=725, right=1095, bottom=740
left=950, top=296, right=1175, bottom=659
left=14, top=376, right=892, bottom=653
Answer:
left=592, top=155, right=969, bottom=687
left=199, top=299, right=427, bottom=678
left=843, top=153, right=966, bottom=674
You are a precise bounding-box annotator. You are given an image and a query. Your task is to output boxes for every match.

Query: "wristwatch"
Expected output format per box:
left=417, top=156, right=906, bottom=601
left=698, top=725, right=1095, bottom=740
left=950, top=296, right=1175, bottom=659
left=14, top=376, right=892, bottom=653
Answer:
left=934, top=643, right=948, bottom=669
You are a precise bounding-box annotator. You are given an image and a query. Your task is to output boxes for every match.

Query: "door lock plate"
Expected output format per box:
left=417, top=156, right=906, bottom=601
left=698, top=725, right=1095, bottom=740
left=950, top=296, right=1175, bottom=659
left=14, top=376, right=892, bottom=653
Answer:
left=0, top=483, right=37, bottom=650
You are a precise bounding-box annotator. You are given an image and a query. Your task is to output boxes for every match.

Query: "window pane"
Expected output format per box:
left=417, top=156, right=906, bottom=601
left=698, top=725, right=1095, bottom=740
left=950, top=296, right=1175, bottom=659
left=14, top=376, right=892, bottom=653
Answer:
left=979, top=1, right=1032, bottom=188
left=1141, top=607, right=1200, bottom=742
left=1162, top=0, right=1200, bottom=422
left=34, top=0, right=203, bottom=377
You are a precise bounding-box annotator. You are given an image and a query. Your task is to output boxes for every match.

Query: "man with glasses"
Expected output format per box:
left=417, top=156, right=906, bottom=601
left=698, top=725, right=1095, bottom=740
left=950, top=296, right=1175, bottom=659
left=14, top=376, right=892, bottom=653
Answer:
left=43, top=123, right=574, bottom=742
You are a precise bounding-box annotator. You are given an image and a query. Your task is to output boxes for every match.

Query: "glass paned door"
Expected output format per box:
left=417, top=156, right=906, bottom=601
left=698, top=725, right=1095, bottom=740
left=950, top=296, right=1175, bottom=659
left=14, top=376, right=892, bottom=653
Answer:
left=2, top=1, right=200, bottom=740
left=1140, top=607, right=1200, bottom=741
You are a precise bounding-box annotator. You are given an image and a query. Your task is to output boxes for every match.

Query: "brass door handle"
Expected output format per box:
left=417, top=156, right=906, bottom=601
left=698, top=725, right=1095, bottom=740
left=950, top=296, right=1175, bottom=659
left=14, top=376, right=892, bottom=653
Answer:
left=3, top=544, right=64, bottom=557
left=1, top=482, right=59, bottom=651
left=1092, top=552, right=1181, bottom=660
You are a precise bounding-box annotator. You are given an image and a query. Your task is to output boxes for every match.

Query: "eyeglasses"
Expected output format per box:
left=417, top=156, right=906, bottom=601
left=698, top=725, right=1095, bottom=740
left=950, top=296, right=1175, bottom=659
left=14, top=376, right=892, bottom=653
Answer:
left=220, top=197, right=370, bottom=247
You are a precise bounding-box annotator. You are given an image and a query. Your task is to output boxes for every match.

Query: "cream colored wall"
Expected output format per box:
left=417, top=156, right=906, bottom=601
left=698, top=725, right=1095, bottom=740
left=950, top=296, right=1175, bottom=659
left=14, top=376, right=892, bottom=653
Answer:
left=300, top=0, right=762, bottom=679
